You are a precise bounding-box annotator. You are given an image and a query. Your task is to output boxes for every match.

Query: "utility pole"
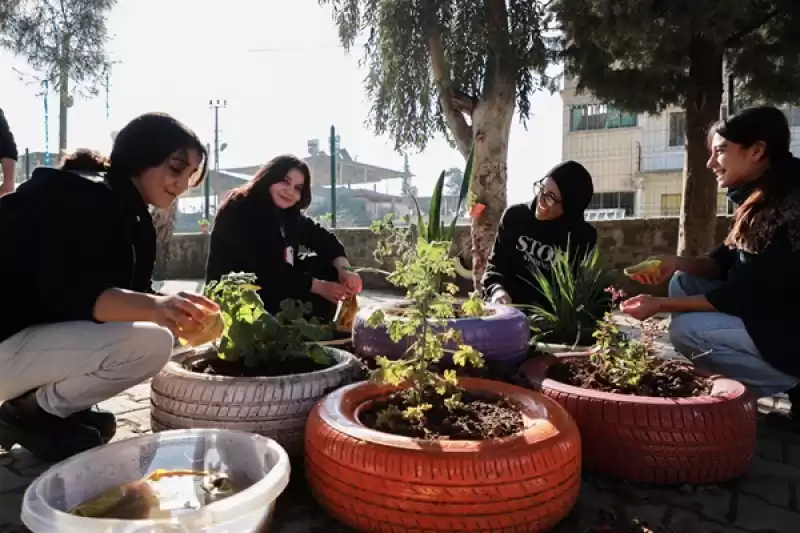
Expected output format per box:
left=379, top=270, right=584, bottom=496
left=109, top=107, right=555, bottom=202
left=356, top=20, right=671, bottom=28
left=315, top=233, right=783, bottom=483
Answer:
left=104, top=60, right=122, bottom=121
left=329, top=126, right=339, bottom=228
left=208, top=99, right=227, bottom=220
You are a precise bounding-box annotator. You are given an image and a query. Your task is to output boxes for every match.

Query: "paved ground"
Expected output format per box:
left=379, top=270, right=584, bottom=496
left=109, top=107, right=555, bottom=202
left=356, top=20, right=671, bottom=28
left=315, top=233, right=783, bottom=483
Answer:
left=1, top=283, right=798, bottom=532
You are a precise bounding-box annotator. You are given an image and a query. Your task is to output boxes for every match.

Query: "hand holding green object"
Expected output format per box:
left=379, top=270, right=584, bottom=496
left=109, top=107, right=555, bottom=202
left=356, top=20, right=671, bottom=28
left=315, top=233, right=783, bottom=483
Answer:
left=624, top=256, right=678, bottom=285
left=623, top=259, right=662, bottom=276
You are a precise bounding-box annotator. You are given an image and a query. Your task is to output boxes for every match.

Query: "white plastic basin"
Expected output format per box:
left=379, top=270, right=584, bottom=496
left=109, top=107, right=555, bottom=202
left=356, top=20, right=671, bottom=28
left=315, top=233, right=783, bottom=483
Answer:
left=21, top=428, right=291, bottom=533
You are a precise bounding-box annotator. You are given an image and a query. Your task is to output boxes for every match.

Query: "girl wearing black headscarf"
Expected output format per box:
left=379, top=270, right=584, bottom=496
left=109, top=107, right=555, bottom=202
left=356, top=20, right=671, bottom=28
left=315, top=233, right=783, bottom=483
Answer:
left=206, top=154, right=362, bottom=322
left=483, top=160, right=597, bottom=306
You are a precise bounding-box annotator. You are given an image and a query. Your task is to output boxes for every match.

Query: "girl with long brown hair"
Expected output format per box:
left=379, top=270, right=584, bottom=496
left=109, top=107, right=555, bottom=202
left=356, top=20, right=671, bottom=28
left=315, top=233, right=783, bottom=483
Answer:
left=621, top=105, right=800, bottom=428
left=206, top=154, right=362, bottom=321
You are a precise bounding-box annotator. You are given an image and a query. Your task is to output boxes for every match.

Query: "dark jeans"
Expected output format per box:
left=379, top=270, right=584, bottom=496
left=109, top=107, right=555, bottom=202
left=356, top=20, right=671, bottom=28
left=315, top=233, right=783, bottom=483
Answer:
left=297, top=254, right=338, bottom=323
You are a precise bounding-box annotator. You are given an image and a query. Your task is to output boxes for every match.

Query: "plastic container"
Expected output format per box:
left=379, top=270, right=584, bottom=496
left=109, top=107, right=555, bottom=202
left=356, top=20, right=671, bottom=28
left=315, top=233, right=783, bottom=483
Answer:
left=21, top=428, right=291, bottom=533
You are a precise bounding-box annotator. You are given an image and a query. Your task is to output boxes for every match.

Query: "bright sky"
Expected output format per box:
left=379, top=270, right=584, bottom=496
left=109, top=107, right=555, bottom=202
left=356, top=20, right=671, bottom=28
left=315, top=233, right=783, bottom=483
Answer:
left=0, top=0, right=563, bottom=200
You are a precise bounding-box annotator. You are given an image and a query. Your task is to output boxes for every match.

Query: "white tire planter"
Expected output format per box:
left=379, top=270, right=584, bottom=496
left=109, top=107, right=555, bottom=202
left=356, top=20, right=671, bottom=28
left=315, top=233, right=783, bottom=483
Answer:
left=150, top=345, right=362, bottom=456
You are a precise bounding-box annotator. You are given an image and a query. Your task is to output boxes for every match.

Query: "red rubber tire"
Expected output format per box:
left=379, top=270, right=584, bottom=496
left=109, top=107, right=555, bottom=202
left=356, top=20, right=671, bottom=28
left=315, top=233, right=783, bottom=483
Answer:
left=304, top=377, right=582, bottom=533
left=521, top=353, right=757, bottom=485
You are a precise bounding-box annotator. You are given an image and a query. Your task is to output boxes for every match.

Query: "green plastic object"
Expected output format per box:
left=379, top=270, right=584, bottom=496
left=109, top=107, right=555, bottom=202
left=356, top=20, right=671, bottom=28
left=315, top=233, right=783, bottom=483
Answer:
left=623, top=259, right=662, bottom=276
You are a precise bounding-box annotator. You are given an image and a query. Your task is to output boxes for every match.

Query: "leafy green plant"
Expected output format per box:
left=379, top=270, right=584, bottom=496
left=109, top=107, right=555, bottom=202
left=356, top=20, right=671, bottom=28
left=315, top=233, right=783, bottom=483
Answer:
left=203, top=272, right=334, bottom=368
left=517, top=244, right=614, bottom=347
left=364, top=217, right=486, bottom=423
left=589, top=287, right=664, bottom=388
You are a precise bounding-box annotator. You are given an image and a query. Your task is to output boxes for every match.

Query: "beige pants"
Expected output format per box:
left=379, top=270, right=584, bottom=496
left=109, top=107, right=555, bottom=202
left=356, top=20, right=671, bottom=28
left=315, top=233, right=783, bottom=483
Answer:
left=0, top=321, right=173, bottom=417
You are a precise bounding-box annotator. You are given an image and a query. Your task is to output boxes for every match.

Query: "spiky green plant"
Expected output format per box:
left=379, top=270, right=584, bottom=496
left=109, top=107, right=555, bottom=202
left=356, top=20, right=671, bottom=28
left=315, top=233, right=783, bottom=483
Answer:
left=515, top=244, right=614, bottom=347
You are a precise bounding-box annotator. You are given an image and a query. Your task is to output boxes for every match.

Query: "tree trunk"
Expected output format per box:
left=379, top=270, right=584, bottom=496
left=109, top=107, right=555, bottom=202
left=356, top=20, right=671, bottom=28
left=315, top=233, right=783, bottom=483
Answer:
left=470, top=96, right=515, bottom=290
left=678, top=39, right=724, bottom=257
left=153, top=202, right=177, bottom=279
left=58, top=34, right=71, bottom=153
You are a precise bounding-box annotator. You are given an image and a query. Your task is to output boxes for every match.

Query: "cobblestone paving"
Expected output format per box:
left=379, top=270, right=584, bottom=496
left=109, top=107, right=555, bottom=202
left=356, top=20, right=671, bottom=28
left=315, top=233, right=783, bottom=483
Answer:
left=1, top=286, right=798, bottom=532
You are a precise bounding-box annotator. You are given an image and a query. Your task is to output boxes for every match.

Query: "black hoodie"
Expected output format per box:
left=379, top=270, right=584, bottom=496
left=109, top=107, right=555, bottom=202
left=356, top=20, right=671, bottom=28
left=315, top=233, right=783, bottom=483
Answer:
left=205, top=192, right=346, bottom=316
left=0, top=108, right=18, bottom=161
left=483, top=160, right=597, bottom=305
left=0, top=167, right=157, bottom=343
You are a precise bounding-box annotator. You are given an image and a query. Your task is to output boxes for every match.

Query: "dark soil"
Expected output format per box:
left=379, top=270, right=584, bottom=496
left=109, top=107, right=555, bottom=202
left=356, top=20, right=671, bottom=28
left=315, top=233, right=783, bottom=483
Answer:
left=359, top=388, right=523, bottom=440
left=547, top=358, right=713, bottom=397
left=189, top=357, right=331, bottom=378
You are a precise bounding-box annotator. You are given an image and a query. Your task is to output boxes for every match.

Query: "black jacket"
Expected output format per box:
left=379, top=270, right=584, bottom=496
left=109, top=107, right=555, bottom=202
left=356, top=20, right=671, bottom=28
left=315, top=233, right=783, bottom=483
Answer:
left=0, top=167, right=157, bottom=343
left=0, top=108, right=18, bottom=161
left=483, top=202, right=597, bottom=306
left=205, top=194, right=346, bottom=315
left=704, top=175, right=800, bottom=379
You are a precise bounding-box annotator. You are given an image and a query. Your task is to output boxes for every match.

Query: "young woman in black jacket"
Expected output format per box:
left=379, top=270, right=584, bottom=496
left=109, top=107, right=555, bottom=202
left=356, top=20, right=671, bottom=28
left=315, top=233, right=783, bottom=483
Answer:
left=0, top=112, right=219, bottom=461
left=482, top=160, right=597, bottom=306
left=622, top=105, right=800, bottom=428
left=206, top=154, right=362, bottom=321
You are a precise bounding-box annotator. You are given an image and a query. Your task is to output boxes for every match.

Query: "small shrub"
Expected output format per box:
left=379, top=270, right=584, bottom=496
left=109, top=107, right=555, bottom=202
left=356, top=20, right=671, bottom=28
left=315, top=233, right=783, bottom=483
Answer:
left=204, top=272, right=334, bottom=368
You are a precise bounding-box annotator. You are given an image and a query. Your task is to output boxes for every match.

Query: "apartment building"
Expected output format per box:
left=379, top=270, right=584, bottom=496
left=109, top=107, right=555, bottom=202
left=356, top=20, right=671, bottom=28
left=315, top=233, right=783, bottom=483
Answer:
left=560, top=76, right=800, bottom=218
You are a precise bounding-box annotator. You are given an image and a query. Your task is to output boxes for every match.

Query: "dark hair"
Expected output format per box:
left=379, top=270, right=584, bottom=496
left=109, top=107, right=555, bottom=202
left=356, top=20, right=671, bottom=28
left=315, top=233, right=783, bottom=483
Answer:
left=710, top=106, right=795, bottom=248
left=60, top=112, right=208, bottom=187
left=223, top=154, right=312, bottom=211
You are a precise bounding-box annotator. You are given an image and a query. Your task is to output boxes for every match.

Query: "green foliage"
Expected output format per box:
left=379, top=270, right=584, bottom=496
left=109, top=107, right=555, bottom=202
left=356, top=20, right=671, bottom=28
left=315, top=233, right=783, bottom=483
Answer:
left=518, top=244, right=614, bottom=347
left=412, top=144, right=475, bottom=244
left=366, top=218, right=486, bottom=420
left=319, top=0, right=556, bottom=152
left=2, top=0, right=117, bottom=97
left=203, top=272, right=334, bottom=368
left=555, top=0, right=800, bottom=113
left=589, top=287, right=664, bottom=388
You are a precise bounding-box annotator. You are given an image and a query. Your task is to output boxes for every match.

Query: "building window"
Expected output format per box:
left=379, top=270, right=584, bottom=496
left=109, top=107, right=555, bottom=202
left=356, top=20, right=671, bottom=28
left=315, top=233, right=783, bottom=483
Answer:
left=588, top=191, right=635, bottom=216
left=660, top=194, right=681, bottom=217
left=660, top=192, right=734, bottom=217
left=570, top=104, right=637, bottom=132
left=668, top=112, right=685, bottom=147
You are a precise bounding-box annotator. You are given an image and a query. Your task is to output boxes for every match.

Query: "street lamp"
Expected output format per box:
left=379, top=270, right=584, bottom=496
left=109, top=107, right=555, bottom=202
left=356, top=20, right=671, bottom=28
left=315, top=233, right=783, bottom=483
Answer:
left=207, top=99, right=227, bottom=220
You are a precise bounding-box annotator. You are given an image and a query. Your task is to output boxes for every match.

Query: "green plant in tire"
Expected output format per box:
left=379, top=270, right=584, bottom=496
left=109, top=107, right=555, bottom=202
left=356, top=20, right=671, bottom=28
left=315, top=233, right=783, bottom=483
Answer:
left=589, top=287, right=665, bottom=389
left=516, top=244, right=614, bottom=347
left=363, top=219, right=486, bottom=426
left=203, top=272, right=335, bottom=367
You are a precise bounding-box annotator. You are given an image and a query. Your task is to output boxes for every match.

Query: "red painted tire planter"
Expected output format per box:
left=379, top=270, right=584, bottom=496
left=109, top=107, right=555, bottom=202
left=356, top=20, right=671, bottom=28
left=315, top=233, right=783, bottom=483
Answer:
left=521, top=353, right=757, bottom=485
left=305, top=377, right=581, bottom=533
left=353, top=302, right=530, bottom=364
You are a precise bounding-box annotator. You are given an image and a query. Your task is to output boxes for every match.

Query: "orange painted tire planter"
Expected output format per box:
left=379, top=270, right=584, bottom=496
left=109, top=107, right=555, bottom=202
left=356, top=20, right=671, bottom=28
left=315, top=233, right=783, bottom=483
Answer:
left=521, top=353, right=757, bottom=485
left=305, top=377, right=581, bottom=533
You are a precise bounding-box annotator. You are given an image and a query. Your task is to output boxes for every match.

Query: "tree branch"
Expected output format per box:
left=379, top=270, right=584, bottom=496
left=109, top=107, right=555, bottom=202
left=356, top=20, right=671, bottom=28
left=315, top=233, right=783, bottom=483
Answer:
left=427, top=30, right=473, bottom=159
left=726, top=8, right=781, bottom=46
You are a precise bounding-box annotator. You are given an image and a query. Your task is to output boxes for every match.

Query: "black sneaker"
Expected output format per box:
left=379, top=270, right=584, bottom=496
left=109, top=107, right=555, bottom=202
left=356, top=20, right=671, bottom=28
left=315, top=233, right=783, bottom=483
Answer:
left=0, top=401, right=104, bottom=462
left=70, top=406, right=117, bottom=443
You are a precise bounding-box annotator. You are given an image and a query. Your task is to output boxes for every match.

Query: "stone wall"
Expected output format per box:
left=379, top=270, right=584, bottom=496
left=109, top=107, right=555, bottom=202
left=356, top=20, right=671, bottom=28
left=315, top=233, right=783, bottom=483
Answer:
left=156, top=217, right=733, bottom=294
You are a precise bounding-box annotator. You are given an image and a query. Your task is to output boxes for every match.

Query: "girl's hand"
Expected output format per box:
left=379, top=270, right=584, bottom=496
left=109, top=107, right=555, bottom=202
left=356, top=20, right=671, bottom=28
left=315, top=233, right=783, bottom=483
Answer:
left=338, top=268, right=363, bottom=294
left=151, top=292, right=218, bottom=336
left=490, top=290, right=512, bottom=305
left=619, top=294, right=662, bottom=321
left=312, top=279, right=353, bottom=303
left=628, top=255, right=679, bottom=285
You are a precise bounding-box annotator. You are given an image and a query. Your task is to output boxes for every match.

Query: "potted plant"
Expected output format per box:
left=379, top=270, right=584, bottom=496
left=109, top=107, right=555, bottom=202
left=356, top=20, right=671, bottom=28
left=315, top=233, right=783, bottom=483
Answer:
left=198, top=218, right=210, bottom=233
left=305, top=229, right=581, bottom=532
left=352, top=212, right=530, bottom=365
left=517, top=245, right=614, bottom=354
left=521, top=287, right=757, bottom=485
left=150, top=272, right=362, bottom=456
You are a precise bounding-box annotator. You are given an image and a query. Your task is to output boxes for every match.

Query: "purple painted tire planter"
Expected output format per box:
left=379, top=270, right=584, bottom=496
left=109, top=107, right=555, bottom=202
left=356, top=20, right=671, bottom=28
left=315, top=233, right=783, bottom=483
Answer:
left=353, top=302, right=530, bottom=364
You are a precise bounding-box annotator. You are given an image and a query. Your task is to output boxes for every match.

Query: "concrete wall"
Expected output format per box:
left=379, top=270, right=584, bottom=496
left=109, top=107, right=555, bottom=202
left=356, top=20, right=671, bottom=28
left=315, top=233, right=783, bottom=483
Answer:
left=156, top=217, right=734, bottom=295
